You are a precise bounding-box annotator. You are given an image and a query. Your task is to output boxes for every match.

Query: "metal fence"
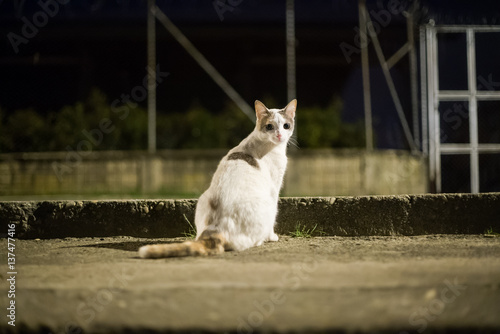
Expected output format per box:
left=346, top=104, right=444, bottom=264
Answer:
left=422, top=25, right=500, bottom=193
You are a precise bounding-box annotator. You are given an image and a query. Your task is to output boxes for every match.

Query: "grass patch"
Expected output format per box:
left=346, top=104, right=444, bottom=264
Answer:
left=289, top=223, right=325, bottom=238
left=182, top=214, right=197, bottom=239
left=484, top=226, right=500, bottom=238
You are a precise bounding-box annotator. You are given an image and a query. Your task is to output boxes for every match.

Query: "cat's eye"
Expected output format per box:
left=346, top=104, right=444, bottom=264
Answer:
left=266, top=124, right=274, bottom=131
left=283, top=123, right=290, bottom=130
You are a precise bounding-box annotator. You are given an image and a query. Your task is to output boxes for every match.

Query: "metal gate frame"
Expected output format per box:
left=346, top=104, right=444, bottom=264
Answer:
left=358, top=0, right=420, bottom=152
left=423, top=24, right=500, bottom=193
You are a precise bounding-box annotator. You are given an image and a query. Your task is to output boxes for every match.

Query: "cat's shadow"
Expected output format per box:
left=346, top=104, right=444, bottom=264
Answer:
left=70, top=240, right=181, bottom=252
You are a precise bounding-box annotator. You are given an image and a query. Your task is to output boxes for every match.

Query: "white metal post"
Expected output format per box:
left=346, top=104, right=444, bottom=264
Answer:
left=408, top=11, right=420, bottom=149
left=147, top=0, right=157, bottom=154
left=286, top=0, right=296, bottom=102
left=467, top=28, right=479, bottom=193
left=419, top=25, right=428, bottom=156
left=358, top=0, right=373, bottom=151
left=426, top=24, right=439, bottom=192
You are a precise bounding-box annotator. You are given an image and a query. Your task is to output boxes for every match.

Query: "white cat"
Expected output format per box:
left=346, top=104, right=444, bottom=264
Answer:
left=139, top=99, right=297, bottom=258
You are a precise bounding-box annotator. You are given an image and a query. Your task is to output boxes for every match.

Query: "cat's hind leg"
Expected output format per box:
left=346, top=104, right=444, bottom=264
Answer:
left=267, top=231, right=279, bottom=242
left=194, top=192, right=212, bottom=239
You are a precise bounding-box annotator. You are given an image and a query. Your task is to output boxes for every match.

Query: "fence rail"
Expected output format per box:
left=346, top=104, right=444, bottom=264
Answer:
left=0, top=149, right=427, bottom=198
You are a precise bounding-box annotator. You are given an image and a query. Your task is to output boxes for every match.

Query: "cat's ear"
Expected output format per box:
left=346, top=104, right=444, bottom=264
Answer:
left=284, top=99, right=297, bottom=119
left=254, top=100, right=269, bottom=121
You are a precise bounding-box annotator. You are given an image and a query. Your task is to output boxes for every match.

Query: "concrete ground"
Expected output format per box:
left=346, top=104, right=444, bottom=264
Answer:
left=1, top=235, right=500, bottom=333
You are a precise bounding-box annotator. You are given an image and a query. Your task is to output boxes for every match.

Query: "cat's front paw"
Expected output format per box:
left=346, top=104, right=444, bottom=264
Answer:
left=268, top=232, right=279, bottom=242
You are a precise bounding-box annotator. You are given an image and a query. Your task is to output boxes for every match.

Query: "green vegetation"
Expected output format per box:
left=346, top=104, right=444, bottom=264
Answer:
left=296, top=97, right=365, bottom=148
left=289, top=223, right=325, bottom=238
left=0, top=88, right=364, bottom=153
left=484, top=226, right=500, bottom=237
left=182, top=214, right=197, bottom=239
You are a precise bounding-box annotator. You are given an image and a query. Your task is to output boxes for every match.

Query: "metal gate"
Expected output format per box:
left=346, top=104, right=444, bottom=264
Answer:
left=423, top=24, right=500, bottom=193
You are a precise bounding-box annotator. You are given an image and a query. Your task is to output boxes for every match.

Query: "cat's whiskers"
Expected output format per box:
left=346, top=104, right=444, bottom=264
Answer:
left=288, top=136, right=300, bottom=149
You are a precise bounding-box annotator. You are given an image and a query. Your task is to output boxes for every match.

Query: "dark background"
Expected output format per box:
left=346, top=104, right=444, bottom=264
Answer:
left=1, top=0, right=499, bottom=150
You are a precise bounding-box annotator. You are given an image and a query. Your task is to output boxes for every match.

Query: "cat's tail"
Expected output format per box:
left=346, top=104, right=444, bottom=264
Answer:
left=138, top=230, right=226, bottom=259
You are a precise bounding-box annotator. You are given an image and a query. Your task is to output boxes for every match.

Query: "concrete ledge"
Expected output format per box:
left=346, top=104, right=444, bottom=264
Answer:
left=1, top=193, right=499, bottom=239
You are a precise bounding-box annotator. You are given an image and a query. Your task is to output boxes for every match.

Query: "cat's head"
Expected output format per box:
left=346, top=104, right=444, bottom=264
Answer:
left=254, top=99, right=296, bottom=145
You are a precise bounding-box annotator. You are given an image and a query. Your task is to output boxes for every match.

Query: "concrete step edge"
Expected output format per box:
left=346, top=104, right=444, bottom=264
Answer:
left=1, top=193, right=499, bottom=239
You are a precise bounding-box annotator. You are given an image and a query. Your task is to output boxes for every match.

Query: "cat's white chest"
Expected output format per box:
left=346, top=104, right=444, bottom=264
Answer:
left=261, top=150, right=287, bottom=198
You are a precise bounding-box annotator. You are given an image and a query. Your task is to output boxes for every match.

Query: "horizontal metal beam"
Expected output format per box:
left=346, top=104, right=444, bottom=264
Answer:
left=435, top=26, right=500, bottom=33
left=440, top=143, right=500, bottom=154
left=438, top=90, right=500, bottom=101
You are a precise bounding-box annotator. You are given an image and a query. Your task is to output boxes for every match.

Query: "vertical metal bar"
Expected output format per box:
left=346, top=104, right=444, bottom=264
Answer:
left=286, top=0, right=296, bottom=102
left=427, top=25, right=440, bottom=192
left=467, top=28, right=479, bottom=193
left=147, top=0, right=156, bottom=154
left=432, top=27, right=441, bottom=193
left=434, top=97, right=441, bottom=193
left=408, top=11, right=420, bottom=150
left=358, top=0, right=373, bottom=151
left=420, top=25, right=428, bottom=156
left=286, top=0, right=297, bottom=146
